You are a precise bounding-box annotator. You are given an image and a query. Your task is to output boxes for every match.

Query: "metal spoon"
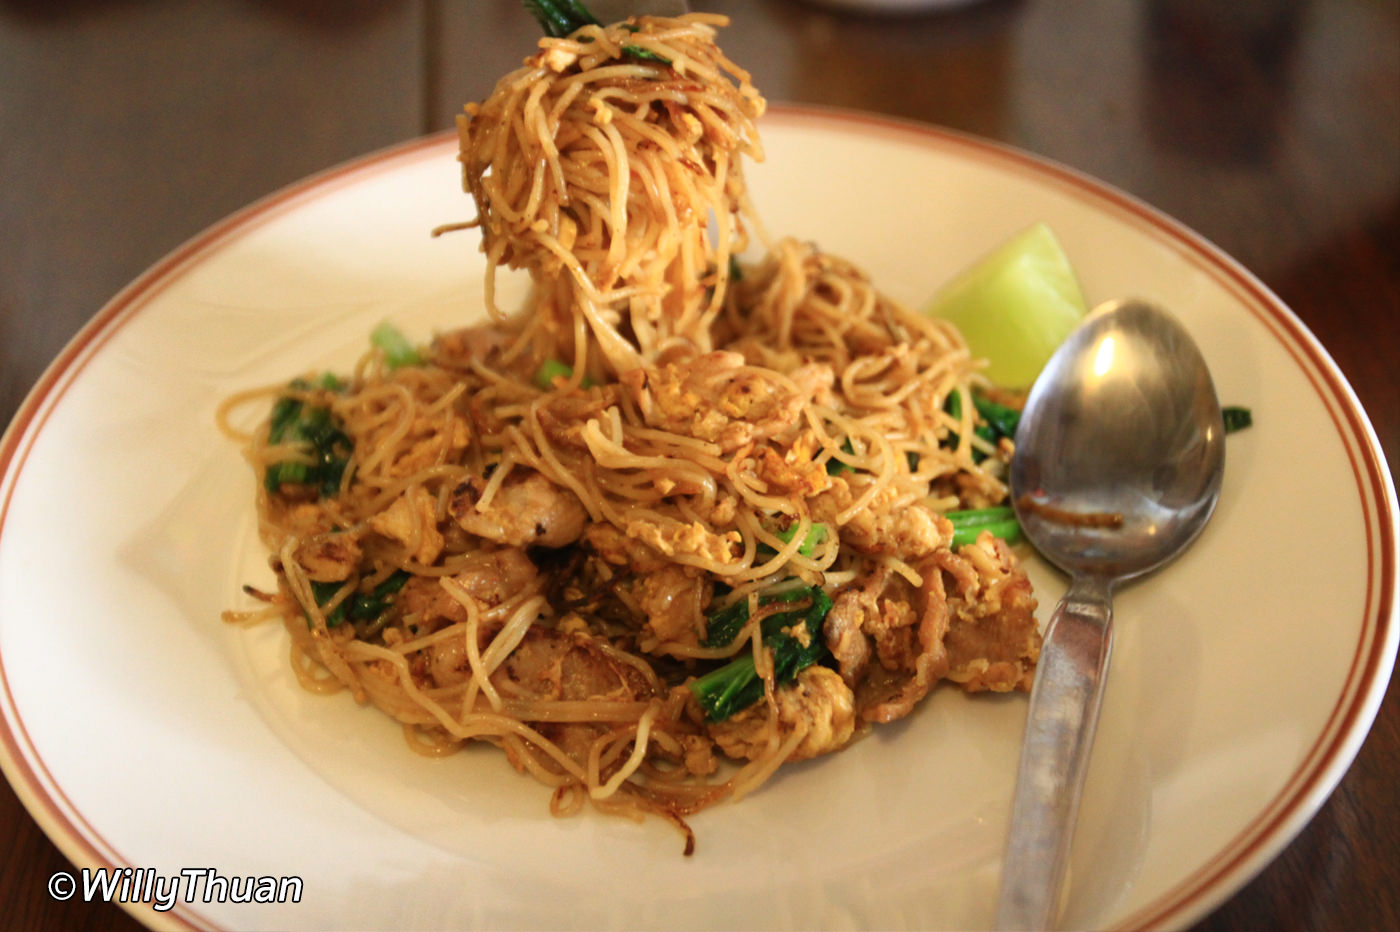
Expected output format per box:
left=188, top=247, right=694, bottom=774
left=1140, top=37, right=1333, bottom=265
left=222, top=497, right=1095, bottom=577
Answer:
left=995, top=299, right=1226, bottom=930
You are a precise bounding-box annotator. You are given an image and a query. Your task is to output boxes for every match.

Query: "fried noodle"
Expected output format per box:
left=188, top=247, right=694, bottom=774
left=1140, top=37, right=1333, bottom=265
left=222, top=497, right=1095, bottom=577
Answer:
left=221, top=13, right=1041, bottom=855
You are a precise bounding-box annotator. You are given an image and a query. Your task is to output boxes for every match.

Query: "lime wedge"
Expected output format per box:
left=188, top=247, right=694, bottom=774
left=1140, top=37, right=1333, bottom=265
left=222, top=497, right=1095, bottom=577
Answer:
left=924, top=223, right=1088, bottom=389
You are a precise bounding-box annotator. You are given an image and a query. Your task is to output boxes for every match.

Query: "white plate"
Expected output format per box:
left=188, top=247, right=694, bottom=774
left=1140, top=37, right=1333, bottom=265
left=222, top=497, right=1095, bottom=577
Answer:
left=1, top=107, right=1395, bottom=931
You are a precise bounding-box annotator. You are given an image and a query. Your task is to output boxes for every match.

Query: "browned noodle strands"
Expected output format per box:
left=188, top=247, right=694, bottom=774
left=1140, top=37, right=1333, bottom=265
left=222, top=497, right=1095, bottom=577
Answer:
left=224, top=12, right=1036, bottom=855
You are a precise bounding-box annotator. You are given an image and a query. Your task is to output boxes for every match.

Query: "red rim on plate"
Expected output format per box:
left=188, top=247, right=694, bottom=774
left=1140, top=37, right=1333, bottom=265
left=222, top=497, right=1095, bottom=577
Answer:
left=1, top=107, right=1394, bottom=931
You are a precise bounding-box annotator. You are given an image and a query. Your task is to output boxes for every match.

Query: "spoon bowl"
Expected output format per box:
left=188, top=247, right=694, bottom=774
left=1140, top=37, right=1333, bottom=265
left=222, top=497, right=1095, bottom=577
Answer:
left=995, top=299, right=1225, bottom=930
left=1011, top=299, right=1225, bottom=578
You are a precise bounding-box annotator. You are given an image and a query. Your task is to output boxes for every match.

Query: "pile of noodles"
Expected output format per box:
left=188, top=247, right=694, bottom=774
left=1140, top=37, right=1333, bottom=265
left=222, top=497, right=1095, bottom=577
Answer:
left=221, top=13, right=1038, bottom=854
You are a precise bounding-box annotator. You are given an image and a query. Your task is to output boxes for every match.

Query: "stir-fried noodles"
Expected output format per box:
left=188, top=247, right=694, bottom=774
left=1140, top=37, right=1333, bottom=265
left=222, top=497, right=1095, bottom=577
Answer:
left=222, top=13, right=1040, bottom=854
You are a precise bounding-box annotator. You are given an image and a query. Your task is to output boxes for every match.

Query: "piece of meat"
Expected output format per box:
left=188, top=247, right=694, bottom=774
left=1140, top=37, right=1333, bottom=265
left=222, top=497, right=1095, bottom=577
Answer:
left=850, top=559, right=952, bottom=724
left=825, top=561, right=936, bottom=692
left=421, top=557, right=542, bottom=687
left=500, top=628, right=652, bottom=702
left=708, top=666, right=857, bottom=762
left=449, top=469, right=586, bottom=548
left=942, top=535, right=1040, bottom=692
left=497, top=628, right=660, bottom=768
left=823, top=587, right=875, bottom=687
left=425, top=628, right=477, bottom=689
left=633, top=564, right=711, bottom=647
left=849, top=535, right=1040, bottom=718
left=401, top=548, right=539, bottom=635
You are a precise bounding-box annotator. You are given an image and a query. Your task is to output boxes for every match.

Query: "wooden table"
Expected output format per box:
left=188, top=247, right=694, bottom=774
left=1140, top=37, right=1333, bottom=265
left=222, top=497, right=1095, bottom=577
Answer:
left=2, top=1, right=1395, bottom=928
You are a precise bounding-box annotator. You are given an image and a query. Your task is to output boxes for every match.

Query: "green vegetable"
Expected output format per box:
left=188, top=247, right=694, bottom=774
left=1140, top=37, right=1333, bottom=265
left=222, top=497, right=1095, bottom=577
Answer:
left=309, top=570, right=411, bottom=630
left=825, top=438, right=856, bottom=476
left=618, top=24, right=672, bottom=64
left=754, top=523, right=829, bottom=563
left=701, top=590, right=744, bottom=648
left=946, top=506, right=1022, bottom=548
left=524, top=0, right=599, bottom=36
left=972, top=393, right=1021, bottom=440
left=534, top=358, right=595, bottom=390
left=264, top=376, right=352, bottom=498
left=701, top=585, right=807, bottom=648
left=690, top=586, right=834, bottom=722
left=775, top=522, right=827, bottom=557
left=945, top=388, right=997, bottom=461
left=370, top=321, right=422, bottom=369
left=945, top=388, right=1024, bottom=464
left=1222, top=405, right=1253, bottom=433
left=522, top=0, right=671, bottom=63
left=924, top=222, right=1088, bottom=388
left=827, top=437, right=932, bottom=475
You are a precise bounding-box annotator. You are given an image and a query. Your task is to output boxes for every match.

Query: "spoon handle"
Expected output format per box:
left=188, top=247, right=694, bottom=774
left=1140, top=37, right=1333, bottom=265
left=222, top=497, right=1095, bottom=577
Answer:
left=995, top=574, right=1115, bottom=931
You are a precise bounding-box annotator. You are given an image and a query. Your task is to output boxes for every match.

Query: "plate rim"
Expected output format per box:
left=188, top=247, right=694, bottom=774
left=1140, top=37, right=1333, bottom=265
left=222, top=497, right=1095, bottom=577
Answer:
left=0, top=104, right=1394, bottom=931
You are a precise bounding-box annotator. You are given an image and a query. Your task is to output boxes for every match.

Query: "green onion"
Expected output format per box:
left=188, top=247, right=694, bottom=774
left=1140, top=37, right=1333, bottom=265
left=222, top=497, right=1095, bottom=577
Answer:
left=534, top=358, right=595, bottom=390
left=946, top=506, right=1022, bottom=548
left=753, top=522, right=830, bottom=564
left=775, top=522, right=828, bottom=557
left=825, top=438, right=856, bottom=476
left=370, top=321, right=422, bottom=369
